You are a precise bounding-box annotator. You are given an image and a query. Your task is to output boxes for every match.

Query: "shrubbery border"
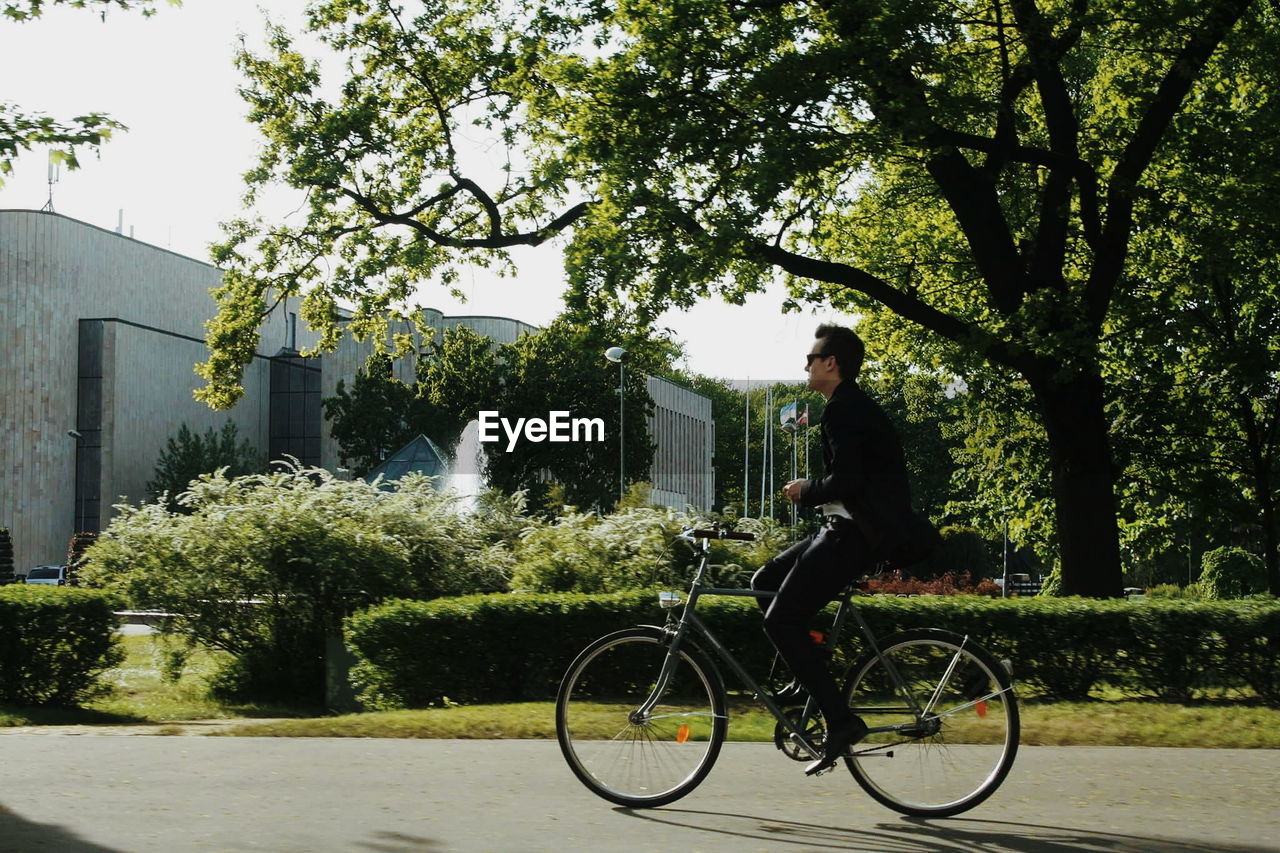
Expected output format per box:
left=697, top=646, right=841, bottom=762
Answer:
left=0, top=586, right=123, bottom=706
left=345, top=593, right=1280, bottom=708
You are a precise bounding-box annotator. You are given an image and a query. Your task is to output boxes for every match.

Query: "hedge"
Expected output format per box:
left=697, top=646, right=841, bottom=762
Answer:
left=344, top=593, right=1280, bottom=708
left=0, top=585, right=124, bottom=705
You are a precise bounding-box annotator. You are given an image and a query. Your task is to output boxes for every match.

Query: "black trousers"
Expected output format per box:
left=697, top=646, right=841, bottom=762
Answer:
left=750, top=521, right=875, bottom=726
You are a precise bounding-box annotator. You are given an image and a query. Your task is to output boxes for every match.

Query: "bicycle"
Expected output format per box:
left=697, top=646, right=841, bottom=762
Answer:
left=555, top=525, right=1019, bottom=817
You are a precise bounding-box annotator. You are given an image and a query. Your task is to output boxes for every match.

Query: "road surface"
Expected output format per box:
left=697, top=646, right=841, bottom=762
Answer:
left=0, top=737, right=1275, bottom=852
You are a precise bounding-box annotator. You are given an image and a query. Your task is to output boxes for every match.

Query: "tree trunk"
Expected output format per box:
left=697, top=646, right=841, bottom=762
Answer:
left=1028, top=368, right=1124, bottom=597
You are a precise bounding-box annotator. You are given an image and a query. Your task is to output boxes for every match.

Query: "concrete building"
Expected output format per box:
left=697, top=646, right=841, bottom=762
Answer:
left=1, top=210, right=713, bottom=574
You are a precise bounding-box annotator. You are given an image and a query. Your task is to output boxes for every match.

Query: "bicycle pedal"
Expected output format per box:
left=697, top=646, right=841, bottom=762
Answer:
left=789, top=734, right=821, bottom=757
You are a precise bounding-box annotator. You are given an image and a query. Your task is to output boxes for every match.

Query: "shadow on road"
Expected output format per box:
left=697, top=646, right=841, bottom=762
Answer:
left=0, top=805, right=126, bottom=853
left=351, top=830, right=449, bottom=852
left=616, top=808, right=1280, bottom=853
left=0, top=809, right=447, bottom=853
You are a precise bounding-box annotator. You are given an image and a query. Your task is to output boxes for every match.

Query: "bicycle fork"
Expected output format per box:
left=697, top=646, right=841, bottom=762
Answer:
left=632, top=619, right=710, bottom=726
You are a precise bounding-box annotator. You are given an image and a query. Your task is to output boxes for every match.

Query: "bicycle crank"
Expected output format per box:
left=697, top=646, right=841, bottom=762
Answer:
left=773, top=708, right=825, bottom=761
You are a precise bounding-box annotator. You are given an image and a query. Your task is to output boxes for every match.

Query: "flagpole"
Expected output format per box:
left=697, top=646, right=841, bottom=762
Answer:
left=783, top=399, right=793, bottom=525
left=804, top=404, right=811, bottom=481
left=771, top=387, right=778, bottom=521
left=767, top=386, right=774, bottom=520
left=759, top=386, right=767, bottom=520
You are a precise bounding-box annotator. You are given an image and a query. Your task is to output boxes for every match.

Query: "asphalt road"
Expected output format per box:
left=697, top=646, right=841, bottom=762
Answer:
left=0, top=737, right=1276, bottom=853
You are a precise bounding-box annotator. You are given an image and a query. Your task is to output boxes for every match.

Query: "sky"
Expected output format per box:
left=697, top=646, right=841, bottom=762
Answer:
left=0, top=0, right=857, bottom=382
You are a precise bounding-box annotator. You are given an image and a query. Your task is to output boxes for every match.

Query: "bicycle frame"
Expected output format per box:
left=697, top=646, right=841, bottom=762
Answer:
left=638, top=533, right=941, bottom=760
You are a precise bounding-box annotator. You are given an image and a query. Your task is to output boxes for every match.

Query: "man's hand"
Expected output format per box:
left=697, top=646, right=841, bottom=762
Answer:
left=783, top=479, right=805, bottom=505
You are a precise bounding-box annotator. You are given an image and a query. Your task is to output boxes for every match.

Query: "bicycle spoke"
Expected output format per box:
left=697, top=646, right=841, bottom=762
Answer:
left=644, top=711, right=725, bottom=722
left=921, top=648, right=964, bottom=717
left=926, top=685, right=1016, bottom=720
left=844, top=631, right=1019, bottom=817
left=556, top=629, right=727, bottom=808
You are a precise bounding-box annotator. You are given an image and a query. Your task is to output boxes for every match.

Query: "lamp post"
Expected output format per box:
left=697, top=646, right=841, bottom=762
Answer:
left=604, top=346, right=629, bottom=500
left=1001, top=511, right=1009, bottom=599
left=67, top=429, right=83, bottom=534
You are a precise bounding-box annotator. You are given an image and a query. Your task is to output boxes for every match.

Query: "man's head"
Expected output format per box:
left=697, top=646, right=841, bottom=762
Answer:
left=806, top=324, right=864, bottom=396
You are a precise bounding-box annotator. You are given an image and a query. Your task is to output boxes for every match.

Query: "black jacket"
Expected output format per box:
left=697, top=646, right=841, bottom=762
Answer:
left=795, top=380, right=913, bottom=548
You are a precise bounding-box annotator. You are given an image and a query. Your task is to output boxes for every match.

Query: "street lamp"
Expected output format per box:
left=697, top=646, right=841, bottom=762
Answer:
left=1001, top=510, right=1009, bottom=599
left=604, top=346, right=629, bottom=500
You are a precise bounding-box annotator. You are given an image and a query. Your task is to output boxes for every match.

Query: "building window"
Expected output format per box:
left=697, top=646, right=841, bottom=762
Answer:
left=269, top=354, right=321, bottom=466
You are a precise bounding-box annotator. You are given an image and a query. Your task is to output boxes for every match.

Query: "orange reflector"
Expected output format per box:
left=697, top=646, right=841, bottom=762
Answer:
left=976, top=700, right=988, bottom=718
left=676, top=724, right=691, bottom=743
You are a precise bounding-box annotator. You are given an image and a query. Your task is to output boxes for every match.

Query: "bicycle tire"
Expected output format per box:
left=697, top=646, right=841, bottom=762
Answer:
left=842, top=629, right=1019, bottom=817
left=556, top=627, right=727, bottom=808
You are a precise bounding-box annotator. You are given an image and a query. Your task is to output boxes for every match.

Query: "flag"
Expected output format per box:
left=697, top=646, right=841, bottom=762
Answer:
left=797, top=405, right=809, bottom=428
left=779, top=401, right=797, bottom=431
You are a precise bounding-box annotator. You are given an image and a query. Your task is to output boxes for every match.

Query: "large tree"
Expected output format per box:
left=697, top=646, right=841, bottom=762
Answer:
left=200, top=0, right=1269, bottom=596
left=322, top=351, right=426, bottom=477
left=487, top=315, right=668, bottom=510
left=1108, top=16, right=1280, bottom=594
left=324, top=326, right=504, bottom=476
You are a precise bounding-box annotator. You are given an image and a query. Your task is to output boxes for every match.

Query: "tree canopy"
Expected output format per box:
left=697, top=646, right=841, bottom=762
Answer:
left=203, top=0, right=1277, bottom=595
left=145, top=421, right=266, bottom=513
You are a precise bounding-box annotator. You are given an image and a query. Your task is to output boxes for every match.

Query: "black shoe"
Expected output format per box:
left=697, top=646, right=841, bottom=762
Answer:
left=771, top=680, right=809, bottom=705
left=805, top=716, right=868, bottom=776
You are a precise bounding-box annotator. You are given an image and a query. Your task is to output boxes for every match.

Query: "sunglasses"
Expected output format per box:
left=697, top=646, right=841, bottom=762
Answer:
left=806, top=352, right=833, bottom=365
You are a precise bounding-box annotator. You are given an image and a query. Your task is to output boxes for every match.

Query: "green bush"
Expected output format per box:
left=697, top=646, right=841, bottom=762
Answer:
left=345, top=593, right=1280, bottom=707
left=0, top=585, right=123, bottom=705
left=1145, top=583, right=1202, bottom=600
left=343, top=593, right=1018, bottom=707
left=1000, top=598, right=1131, bottom=699
left=508, top=507, right=789, bottom=593
left=146, top=421, right=267, bottom=512
left=1214, top=602, right=1280, bottom=704
left=1119, top=601, right=1221, bottom=700
left=1199, top=546, right=1267, bottom=600
left=345, top=591, right=780, bottom=709
left=1038, top=564, right=1063, bottom=597
left=82, top=466, right=512, bottom=704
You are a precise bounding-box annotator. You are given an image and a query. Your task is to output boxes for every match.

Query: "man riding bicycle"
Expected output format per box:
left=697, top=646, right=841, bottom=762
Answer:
left=751, top=323, right=915, bottom=775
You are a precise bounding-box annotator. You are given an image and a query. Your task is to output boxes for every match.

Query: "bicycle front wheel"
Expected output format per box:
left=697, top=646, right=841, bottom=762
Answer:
left=556, top=627, right=727, bottom=808
left=843, top=629, right=1019, bottom=817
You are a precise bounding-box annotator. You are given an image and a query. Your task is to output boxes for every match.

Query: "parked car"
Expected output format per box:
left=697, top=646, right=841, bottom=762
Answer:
left=25, top=565, right=68, bottom=586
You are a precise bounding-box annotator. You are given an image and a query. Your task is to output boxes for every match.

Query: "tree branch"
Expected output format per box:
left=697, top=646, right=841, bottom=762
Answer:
left=1008, top=0, right=1091, bottom=283
left=338, top=184, right=591, bottom=248
left=1087, top=0, right=1255, bottom=331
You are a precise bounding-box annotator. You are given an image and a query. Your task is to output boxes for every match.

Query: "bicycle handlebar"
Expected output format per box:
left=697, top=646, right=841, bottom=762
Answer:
left=689, top=528, right=756, bottom=542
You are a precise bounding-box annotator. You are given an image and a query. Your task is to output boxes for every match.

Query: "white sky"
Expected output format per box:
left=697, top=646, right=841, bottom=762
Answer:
left=0, top=0, right=852, bottom=380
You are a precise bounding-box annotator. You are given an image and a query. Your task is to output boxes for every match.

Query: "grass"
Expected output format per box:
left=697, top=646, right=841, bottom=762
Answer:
left=216, top=703, right=562, bottom=739
left=221, top=699, right=1280, bottom=747
left=4, top=633, right=1279, bottom=748
left=220, top=699, right=1280, bottom=748
left=1016, top=699, right=1280, bottom=749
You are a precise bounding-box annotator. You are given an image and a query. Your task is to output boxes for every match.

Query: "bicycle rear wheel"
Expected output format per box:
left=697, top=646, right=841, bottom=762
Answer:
left=843, top=629, right=1019, bottom=817
left=556, top=627, right=727, bottom=808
